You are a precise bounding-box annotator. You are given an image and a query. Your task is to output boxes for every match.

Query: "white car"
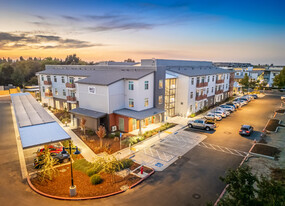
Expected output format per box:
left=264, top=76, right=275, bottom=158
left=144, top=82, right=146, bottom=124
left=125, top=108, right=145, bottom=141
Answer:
left=220, top=104, right=235, bottom=112
left=216, top=107, right=230, bottom=116
left=210, top=110, right=227, bottom=118
left=205, top=113, right=222, bottom=121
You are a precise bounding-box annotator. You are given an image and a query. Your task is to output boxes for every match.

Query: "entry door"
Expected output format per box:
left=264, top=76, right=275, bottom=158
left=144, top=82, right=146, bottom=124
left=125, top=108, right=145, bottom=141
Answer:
left=132, top=119, right=137, bottom=130
left=119, top=118, right=124, bottom=131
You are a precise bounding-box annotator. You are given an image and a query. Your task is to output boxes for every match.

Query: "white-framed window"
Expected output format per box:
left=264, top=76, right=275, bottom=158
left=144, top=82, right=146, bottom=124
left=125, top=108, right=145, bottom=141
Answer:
left=159, top=80, right=163, bottom=89
left=129, top=98, right=134, bottom=107
left=191, top=78, right=194, bottom=85
left=54, top=88, right=58, bottom=95
left=129, top=81, right=134, bottom=90
left=207, top=76, right=210, bottom=82
left=212, top=87, right=214, bottom=92
left=144, top=81, right=149, bottom=90
left=42, top=86, right=45, bottom=93
left=190, top=92, right=193, bottom=99
left=63, top=89, right=66, bottom=96
left=41, top=75, right=44, bottom=81
left=71, top=103, right=77, bottom=110
left=62, top=76, right=65, bottom=83
left=144, top=98, right=149, bottom=107
left=158, top=95, right=163, bottom=104
left=88, top=86, right=96, bottom=94
left=54, top=76, right=57, bottom=82
left=207, top=88, right=209, bottom=94
left=212, top=76, right=214, bottom=81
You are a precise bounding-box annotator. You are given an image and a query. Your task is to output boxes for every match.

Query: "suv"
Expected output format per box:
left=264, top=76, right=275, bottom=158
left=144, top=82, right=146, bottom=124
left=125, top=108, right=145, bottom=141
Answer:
left=205, top=113, right=222, bottom=121
left=239, top=125, right=253, bottom=136
left=188, top=119, right=216, bottom=131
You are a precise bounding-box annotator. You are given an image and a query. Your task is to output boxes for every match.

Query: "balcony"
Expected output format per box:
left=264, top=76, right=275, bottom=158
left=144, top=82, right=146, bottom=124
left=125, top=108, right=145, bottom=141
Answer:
left=195, top=94, right=207, bottom=101
left=216, top=79, right=224, bottom=84
left=44, top=80, right=52, bottom=85
left=45, top=92, right=53, bottom=97
left=215, top=90, right=223, bottom=95
left=66, top=82, right=76, bottom=89
left=67, top=96, right=76, bottom=103
left=196, top=82, right=208, bottom=88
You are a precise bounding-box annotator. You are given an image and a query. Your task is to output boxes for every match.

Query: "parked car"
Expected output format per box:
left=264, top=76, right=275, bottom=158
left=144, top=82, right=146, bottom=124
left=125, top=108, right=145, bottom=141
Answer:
left=34, top=152, right=70, bottom=169
left=188, top=119, right=216, bottom=131
left=279, top=88, right=285, bottom=92
left=210, top=110, right=227, bottom=118
left=250, top=94, right=258, bottom=99
left=281, top=95, right=285, bottom=100
left=226, top=102, right=237, bottom=109
left=239, top=125, right=254, bottom=136
left=234, top=99, right=248, bottom=105
left=232, top=101, right=242, bottom=108
left=220, top=104, right=235, bottom=112
left=216, top=107, right=230, bottom=115
left=205, top=113, right=222, bottom=121
left=36, top=145, right=63, bottom=156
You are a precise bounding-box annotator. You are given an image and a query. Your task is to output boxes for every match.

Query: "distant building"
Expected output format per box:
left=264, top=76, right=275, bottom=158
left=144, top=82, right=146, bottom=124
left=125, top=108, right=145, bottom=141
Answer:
left=214, top=62, right=252, bottom=70
left=264, top=66, right=284, bottom=87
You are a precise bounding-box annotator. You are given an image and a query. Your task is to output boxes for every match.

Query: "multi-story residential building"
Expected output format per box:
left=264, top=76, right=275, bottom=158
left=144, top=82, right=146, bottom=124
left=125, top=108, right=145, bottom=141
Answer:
left=264, top=66, right=284, bottom=87
left=37, top=59, right=234, bottom=134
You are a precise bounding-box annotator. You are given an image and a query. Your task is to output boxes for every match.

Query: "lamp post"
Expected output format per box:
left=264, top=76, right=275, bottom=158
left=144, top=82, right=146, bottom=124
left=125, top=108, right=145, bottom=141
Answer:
left=61, top=140, right=80, bottom=197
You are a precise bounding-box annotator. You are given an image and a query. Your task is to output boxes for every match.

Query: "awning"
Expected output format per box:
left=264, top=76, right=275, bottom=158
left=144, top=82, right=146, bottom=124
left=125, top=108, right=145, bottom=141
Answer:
left=11, top=93, right=70, bottom=149
left=70, top=107, right=106, bottom=119
left=113, top=108, right=165, bottom=120
left=19, top=122, right=70, bottom=149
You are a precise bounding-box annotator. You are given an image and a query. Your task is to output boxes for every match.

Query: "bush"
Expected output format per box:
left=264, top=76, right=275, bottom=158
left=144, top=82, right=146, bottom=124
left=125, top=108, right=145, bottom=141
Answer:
left=108, top=133, right=115, bottom=138
left=86, top=129, right=95, bottom=136
left=90, top=174, right=102, bottom=185
left=121, top=159, right=134, bottom=169
left=115, top=131, right=120, bottom=137
left=73, top=159, right=93, bottom=174
left=86, top=163, right=103, bottom=176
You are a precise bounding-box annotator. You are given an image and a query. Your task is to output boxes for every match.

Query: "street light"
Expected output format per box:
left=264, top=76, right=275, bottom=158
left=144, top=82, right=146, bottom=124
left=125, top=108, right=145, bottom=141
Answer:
left=61, top=140, right=80, bottom=197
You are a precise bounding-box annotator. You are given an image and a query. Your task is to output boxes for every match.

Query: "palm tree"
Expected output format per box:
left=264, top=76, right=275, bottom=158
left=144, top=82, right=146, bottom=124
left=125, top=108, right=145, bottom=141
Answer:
left=96, top=126, right=106, bottom=148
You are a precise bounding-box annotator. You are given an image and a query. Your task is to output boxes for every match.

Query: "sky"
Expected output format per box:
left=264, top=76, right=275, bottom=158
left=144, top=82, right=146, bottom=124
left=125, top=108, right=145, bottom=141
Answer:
left=0, top=0, right=285, bottom=64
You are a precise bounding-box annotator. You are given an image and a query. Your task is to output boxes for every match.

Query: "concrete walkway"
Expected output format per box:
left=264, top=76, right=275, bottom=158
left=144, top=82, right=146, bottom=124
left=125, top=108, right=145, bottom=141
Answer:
left=44, top=108, right=98, bottom=162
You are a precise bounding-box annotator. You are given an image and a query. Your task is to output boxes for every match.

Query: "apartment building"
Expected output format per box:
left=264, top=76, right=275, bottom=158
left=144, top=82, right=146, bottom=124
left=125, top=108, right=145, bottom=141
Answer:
left=264, top=66, right=284, bottom=87
left=37, top=59, right=234, bottom=134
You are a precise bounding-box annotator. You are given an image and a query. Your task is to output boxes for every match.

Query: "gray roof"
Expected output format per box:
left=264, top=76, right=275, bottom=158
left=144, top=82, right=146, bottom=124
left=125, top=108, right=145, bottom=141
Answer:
left=113, top=108, right=165, bottom=120
left=167, top=66, right=233, bottom=77
left=37, top=66, right=154, bottom=86
left=70, top=107, right=106, bottom=119
left=11, top=93, right=55, bottom=128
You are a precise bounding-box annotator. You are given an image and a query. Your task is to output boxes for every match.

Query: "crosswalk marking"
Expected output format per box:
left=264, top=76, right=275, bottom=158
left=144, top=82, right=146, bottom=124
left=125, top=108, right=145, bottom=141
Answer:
left=198, top=142, right=248, bottom=157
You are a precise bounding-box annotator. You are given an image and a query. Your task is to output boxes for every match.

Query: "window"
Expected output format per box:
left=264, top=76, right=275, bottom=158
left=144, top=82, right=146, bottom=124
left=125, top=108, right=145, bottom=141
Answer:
left=227, top=74, right=229, bottom=79
left=212, top=87, right=214, bottom=92
left=55, top=88, right=58, bottom=95
left=144, top=98, right=149, bottom=107
left=69, top=77, right=74, bottom=84
left=54, top=76, right=57, bottom=82
left=190, top=92, right=193, bottom=99
left=158, top=95, right=163, bottom=104
left=129, top=81, right=134, bottom=90
left=88, top=86, right=96, bottom=94
left=159, top=80, right=163, bottom=89
left=207, top=88, right=209, bottom=94
left=61, top=76, right=65, bottom=83
left=190, top=78, right=194, bottom=85
left=207, top=76, right=210, bottom=82
left=144, top=81, right=149, bottom=90
left=212, top=76, right=214, bottom=81
left=63, top=89, right=66, bottom=96
left=41, top=75, right=44, bottom=81
left=42, top=86, right=45, bottom=93
left=190, top=105, right=192, bottom=112
left=129, top=98, right=134, bottom=107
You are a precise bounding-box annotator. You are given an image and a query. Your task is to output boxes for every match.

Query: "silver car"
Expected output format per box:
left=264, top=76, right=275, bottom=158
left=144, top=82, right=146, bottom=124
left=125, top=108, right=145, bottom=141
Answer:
left=220, top=105, right=235, bottom=112
left=210, top=110, right=226, bottom=118
left=205, top=113, right=222, bottom=121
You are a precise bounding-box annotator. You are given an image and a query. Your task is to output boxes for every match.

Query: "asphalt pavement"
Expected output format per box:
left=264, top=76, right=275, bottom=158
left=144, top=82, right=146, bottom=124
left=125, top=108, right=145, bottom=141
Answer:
left=0, top=92, right=282, bottom=206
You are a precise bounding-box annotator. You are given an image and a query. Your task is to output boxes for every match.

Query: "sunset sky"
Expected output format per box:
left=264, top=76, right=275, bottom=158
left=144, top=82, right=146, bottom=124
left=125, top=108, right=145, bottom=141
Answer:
left=0, top=0, right=285, bottom=64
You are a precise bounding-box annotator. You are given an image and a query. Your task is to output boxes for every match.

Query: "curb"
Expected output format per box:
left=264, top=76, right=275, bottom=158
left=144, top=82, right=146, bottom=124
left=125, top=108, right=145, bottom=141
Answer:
left=26, top=167, right=155, bottom=201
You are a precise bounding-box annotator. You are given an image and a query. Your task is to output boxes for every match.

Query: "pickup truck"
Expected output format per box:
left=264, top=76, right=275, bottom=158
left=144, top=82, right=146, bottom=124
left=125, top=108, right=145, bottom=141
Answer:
left=187, top=119, right=216, bottom=131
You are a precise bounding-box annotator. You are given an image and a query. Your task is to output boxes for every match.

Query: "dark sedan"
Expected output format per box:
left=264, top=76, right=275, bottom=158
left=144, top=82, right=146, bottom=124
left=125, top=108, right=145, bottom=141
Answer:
left=239, top=125, right=253, bottom=136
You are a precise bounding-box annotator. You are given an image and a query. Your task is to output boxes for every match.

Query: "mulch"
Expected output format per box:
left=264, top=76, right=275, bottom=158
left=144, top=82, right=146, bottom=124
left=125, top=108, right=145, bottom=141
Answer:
left=130, top=162, right=153, bottom=173
left=251, top=144, right=281, bottom=158
left=265, top=119, right=280, bottom=131
left=31, top=165, right=141, bottom=197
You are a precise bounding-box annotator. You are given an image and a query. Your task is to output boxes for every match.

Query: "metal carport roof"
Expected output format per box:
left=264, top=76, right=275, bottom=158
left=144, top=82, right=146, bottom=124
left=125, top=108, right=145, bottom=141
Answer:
left=11, top=93, right=70, bottom=149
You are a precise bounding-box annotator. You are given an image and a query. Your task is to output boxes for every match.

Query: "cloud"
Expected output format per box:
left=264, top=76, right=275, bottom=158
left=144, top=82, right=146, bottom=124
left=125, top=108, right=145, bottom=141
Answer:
left=61, top=15, right=81, bottom=21
left=0, top=32, right=102, bottom=50
left=86, top=22, right=155, bottom=32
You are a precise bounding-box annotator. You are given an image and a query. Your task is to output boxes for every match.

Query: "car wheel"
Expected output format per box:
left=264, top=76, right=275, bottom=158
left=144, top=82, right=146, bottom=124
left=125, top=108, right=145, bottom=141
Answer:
left=205, top=127, right=210, bottom=131
left=188, top=124, right=193, bottom=128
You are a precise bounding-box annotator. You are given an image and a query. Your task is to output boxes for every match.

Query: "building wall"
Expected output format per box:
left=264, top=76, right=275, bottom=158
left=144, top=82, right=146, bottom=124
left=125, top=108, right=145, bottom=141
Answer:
left=108, top=80, right=125, bottom=112
left=175, top=74, right=190, bottom=117
left=77, top=83, right=109, bottom=113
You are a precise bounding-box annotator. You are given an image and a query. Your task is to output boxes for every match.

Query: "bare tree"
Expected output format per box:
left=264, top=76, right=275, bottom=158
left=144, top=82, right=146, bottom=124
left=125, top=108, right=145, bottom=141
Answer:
left=96, top=126, right=106, bottom=148
left=80, top=118, right=87, bottom=134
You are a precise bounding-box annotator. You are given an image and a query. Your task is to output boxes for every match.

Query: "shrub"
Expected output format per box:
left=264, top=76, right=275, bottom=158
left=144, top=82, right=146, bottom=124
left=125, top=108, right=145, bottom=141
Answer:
left=121, top=159, right=134, bottom=169
left=90, top=174, right=102, bottom=185
left=115, top=131, right=120, bottom=137
left=108, top=133, right=115, bottom=138
left=73, top=159, right=93, bottom=174
left=86, top=163, right=103, bottom=176
left=86, top=129, right=95, bottom=136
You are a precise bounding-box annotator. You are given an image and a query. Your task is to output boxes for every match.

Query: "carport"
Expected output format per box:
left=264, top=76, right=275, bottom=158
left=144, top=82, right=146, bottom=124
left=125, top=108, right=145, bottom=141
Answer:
left=10, top=93, right=70, bottom=149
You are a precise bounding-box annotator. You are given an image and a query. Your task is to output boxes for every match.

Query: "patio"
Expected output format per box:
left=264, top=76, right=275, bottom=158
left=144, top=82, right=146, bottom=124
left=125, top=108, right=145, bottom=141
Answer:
left=129, top=122, right=163, bottom=136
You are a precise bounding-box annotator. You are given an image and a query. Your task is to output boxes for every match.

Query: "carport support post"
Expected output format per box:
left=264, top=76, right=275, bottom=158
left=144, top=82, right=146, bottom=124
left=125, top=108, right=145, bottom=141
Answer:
left=69, top=140, right=76, bottom=197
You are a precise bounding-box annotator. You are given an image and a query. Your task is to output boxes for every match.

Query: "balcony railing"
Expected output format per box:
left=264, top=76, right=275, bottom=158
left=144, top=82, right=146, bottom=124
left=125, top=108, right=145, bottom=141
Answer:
left=44, top=80, right=52, bottom=85
left=45, top=92, right=53, bottom=97
left=196, top=82, right=208, bottom=88
left=66, top=82, right=76, bottom=88
left=216, top=79, right=224, bottom=84
left=195, top=94, right=207, bottom=101
left=215, top=90, right=223, bottom=95
left=67, top=96, right=76, bottom=102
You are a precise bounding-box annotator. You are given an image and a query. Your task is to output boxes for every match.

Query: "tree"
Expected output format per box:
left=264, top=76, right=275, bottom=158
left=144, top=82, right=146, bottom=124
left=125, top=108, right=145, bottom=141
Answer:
left=0, top=63, right=14, bottom=85
left=80, top=118, right=87, bottom=135
left=124, top=58, right=135, bottom=63
left=96, top=125, right=106, bottom=148
left=64, top=54, right=80, bottom=65
left=240, top=73, right=249, bottom=88
left=273, top=67, right=285, bottom=88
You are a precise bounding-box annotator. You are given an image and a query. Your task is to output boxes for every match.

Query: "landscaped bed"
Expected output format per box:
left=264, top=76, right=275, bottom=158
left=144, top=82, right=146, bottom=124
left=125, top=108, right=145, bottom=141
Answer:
left=265, top=119, right=281, bottom=131
left=30, top=164, right=141, bottom=197
left=251, top=144, right=281, bottom=158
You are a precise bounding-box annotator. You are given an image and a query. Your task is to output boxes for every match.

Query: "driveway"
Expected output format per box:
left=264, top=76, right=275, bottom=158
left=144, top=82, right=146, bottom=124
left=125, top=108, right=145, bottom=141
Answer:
left=0, top=93, right=282, bottom=206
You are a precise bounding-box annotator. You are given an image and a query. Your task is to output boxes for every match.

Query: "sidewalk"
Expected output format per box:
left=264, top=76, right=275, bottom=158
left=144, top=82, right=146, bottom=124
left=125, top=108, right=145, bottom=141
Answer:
left=44, top=108, right=98, bottom=162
